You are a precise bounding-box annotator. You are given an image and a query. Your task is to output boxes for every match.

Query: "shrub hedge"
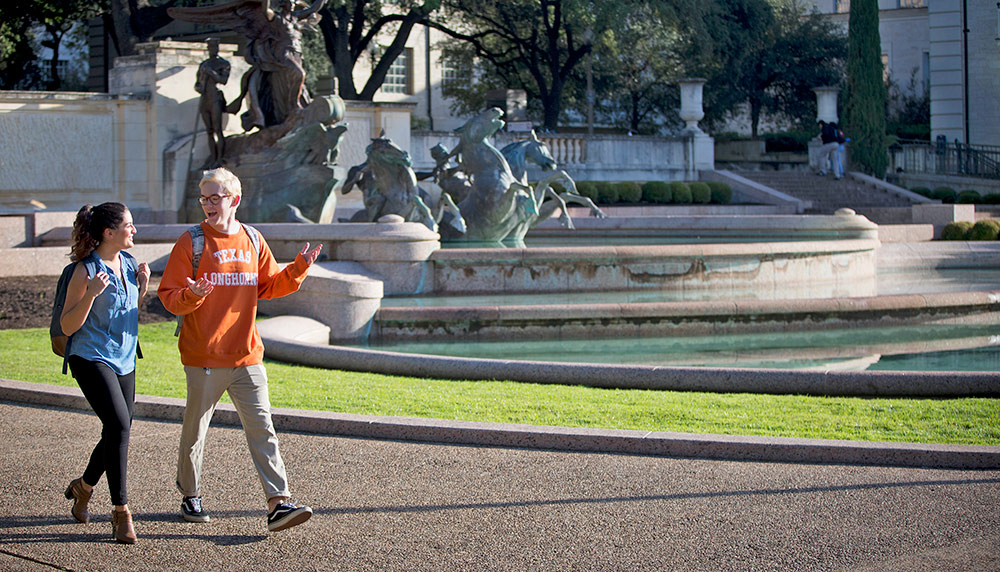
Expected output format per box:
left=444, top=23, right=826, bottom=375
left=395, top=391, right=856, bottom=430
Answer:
left=931, top=187, right=957, bottom=203
left=670, top=181, right=692, bottom=204
left=968, top=220, right=1000, bottom=241
left=689, top=182, right=711, bottom=204
left=706, top=181, right=733, bottom=204
left=566, top=180, right=735, bottom=205
left=615, top=181, right=643, bottom=203
left=642, top=181, right=672, bottom=203
left=956, top=190, right=981, bottom=204
left=595, top=182, right=618, bottom=204
left=941, top=221, right=974, bottom=240
left=577, top=181, right=598, bottom=202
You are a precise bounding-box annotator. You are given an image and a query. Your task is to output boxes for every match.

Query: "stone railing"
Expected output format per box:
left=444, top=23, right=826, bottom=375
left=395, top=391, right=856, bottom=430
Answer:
left=411, top=131, right=713, bottom=183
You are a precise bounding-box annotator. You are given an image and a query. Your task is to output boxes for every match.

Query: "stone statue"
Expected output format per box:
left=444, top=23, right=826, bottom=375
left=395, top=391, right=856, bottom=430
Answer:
left=415, top=143, right=473, bottom=205
left=434, top=108, right=534, bottom=242
left=500, top=131, right=607, bottom=240
left=195, top=38, right=231, bottom=167
left=231, top=96, right=348, bottom=224
left=168, top=0, right=323, bottom=131
left=343, top=133, right=466, bottom=235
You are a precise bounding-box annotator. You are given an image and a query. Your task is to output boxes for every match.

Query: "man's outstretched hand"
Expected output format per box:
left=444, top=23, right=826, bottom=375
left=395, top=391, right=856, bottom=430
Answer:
left=300, top=242, right=323, bottom=265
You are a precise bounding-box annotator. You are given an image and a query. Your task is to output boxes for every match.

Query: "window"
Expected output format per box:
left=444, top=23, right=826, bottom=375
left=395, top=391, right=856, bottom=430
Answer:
left=881, top=54, right=890, bottom=84
left=898, top=0, right=925, bottom=7
left=441, top=58, right=472, bottom=90
left=382, top=47, right=412, bottom=95
left=835, top=0, right=849, bottom=13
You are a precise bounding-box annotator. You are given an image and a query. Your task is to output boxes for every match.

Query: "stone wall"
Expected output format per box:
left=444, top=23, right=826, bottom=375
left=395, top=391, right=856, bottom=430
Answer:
left=0, top=92, right=150, bottom=216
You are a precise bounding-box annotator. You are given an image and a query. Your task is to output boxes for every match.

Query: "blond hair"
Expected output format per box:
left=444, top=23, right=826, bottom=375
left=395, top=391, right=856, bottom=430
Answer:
left=199, top=167, right=242, bottom=198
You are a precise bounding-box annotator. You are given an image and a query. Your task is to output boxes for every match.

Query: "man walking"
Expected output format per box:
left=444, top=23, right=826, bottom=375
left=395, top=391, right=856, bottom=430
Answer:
left=158, top=167, right=322, bottom=532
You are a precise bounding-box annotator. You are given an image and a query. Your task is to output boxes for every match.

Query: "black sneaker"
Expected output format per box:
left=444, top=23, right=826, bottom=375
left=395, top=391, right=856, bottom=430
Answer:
left=267, top=502, right=312, bottom=532
left=181, top=496, right=210, bottom=523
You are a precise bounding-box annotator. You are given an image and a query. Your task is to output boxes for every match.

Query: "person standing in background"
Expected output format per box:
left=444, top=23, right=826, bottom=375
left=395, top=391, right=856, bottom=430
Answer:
left=816, top=120, right=841, bottom=179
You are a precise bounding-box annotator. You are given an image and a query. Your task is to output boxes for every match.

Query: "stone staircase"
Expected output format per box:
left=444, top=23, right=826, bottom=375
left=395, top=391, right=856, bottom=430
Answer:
left=737, top=171, right=925, bottom=219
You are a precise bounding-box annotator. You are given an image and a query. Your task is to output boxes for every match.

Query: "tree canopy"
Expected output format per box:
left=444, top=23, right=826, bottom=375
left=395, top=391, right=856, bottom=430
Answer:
left=846, top=0, right=888, bottom=176
left=317, top=0, right=440, bottom=101
left=428, top=0, right=605, bottom=131
left=1, top=0, right=103, bottom=90
left=694, top=0, right=846, bottom=137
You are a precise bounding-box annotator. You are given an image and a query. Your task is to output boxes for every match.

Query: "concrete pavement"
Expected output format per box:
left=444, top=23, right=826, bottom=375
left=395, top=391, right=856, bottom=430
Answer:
left=1, top=395, right=999, bottom=571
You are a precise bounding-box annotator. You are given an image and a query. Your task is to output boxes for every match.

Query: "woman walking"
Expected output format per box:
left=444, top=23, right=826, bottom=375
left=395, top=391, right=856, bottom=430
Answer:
left=61, top=202, right=149, bottom=544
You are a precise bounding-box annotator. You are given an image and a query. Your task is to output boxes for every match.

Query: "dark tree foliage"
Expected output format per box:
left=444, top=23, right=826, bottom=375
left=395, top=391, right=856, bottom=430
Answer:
left=580, top=1, right=701, bottom=134
left=1, top=0, right=103, bottom=90
left=108, top=0, right=178, bottom=57
left=0, top=12, right=42, bottom=90
left=691, top=0, right=774, bottom=131
left=845, top=0, right=887, bottom=177
left=428, top=0, right=599, bottom=131
left=692, top=0, right=845, bottom=137
left=317, top=0, right=440, bottom=101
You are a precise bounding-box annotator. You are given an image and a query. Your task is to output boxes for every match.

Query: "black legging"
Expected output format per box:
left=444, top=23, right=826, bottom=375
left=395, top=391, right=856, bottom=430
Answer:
left=68, top=356, right=135, bottom=506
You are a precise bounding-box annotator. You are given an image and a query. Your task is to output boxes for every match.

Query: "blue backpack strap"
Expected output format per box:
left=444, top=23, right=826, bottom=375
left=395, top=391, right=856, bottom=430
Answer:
left=175, top=224, right=206, bottom=336
left=119, top=251, right=143, bottom=360
left=188, top=224, right=205, bottom=275
left=62, top=258, right=100, bottom=375
left=120, top=250, right=138, bottom=273
left=241, top=223, right=261, bottom=258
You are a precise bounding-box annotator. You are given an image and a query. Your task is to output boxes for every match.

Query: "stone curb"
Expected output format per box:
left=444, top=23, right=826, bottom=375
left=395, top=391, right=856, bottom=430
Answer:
left=3, top=378, right=998, bottom=470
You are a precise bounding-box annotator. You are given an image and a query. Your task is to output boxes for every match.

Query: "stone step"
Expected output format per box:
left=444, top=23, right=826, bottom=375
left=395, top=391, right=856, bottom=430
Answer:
left=737, top=171, right=919, bottom=214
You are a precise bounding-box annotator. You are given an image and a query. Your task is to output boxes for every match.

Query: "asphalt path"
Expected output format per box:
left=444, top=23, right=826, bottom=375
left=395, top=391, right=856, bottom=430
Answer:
left=1, top=401, right=999, bottom=571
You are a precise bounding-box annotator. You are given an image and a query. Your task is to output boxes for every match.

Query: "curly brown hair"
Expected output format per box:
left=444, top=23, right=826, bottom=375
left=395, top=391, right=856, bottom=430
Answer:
left=70, top=202, right=128, bottom=262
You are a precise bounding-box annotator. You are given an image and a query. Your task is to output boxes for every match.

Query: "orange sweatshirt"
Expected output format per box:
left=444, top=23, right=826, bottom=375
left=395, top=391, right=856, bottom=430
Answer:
left=157, top=222, right=310, bottom=368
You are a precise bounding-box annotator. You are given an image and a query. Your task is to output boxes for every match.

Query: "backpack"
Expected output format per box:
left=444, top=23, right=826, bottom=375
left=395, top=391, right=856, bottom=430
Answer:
left=50, top=253, right=140, bottom=374
left=174, top=222, right=261, bottom=336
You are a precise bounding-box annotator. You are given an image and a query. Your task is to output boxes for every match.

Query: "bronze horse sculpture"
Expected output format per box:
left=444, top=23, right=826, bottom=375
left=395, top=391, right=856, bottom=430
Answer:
left=433, top=108, right=536, bottom=242
left=499, top=131, right=607, bottom=241
left=343, top=134, right=465, bottom=234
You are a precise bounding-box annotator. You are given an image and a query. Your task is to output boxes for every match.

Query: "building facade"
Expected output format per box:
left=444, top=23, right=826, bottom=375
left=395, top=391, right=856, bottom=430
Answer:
left=803, top=0, right=998, bottom=146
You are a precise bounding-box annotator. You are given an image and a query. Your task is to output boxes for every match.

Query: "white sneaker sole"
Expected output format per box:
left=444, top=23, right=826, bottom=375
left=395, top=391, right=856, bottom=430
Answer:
left=182, top=512, right=210, bottom=523
left=267, top=507, right=312, bottom=532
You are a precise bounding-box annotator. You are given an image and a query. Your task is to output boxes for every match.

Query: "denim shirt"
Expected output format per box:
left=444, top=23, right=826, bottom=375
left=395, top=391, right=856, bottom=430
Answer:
left=68, top=251, right=139, bottom=375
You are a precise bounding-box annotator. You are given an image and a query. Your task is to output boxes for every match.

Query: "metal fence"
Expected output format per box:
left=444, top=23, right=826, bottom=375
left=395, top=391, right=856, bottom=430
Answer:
left=889, top=138, right=1000, bottom=180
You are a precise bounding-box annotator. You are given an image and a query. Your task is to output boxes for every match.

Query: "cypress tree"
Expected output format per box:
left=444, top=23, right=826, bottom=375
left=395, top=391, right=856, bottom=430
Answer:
left=845, top=0, right=887, bottom=178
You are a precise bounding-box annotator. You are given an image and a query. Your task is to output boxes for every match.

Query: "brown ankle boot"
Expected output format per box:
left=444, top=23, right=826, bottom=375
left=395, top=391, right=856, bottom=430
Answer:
left=111, top=508, right=137, bottom=544
left=64, top=478, right=92, bottom=523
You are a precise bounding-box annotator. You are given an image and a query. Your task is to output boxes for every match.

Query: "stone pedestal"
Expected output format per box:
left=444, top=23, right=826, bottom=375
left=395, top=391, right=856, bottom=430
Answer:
left=912, top=203, right=976, bottom=238
left=258, top=262, right=383, bottom=343
left=110, top=41, right=249, bottom=222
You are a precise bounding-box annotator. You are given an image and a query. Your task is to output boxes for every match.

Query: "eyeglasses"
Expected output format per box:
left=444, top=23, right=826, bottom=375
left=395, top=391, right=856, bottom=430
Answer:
left=198, top=194, right=230, bottom=205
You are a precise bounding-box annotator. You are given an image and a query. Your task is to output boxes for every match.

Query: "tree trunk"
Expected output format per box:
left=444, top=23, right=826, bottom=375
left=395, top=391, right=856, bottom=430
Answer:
left=749, top=97, right=762, bottom=139
left=319, top=8, right=360, bottom=100
left=631, top=92, right=641, bottom=133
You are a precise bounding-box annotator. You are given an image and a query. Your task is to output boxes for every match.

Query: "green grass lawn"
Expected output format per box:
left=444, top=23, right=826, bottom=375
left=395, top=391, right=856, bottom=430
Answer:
left=2, top=322, right=998, bottom=446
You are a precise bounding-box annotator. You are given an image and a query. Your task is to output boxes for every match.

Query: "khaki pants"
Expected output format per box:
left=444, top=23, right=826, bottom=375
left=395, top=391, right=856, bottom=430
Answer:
left=817, top=141, right=841, bottom=177
left=176, top=364, right=291, bottom=501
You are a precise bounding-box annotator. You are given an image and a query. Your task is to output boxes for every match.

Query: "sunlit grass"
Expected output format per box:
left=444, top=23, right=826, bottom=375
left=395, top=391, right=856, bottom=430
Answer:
left=1, top=323, right=998, bottom=445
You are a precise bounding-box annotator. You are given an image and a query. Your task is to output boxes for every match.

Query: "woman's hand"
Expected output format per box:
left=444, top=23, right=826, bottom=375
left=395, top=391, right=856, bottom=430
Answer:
left=137, top=262, right=150, bottom=290
left=86, top=271, right=110, bottom=299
